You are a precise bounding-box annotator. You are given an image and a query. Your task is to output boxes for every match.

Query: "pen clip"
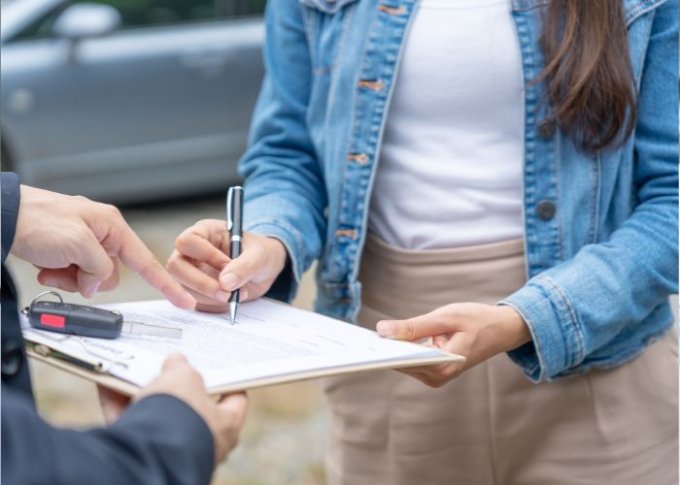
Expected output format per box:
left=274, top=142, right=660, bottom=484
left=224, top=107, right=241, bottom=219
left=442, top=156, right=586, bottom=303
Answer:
left=226, top=187, right=234, bottom=232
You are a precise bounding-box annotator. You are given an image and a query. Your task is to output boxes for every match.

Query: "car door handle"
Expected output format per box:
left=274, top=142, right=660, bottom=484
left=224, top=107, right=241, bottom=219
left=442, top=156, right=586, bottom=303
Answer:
left=180, top=47, right=230, bottom=77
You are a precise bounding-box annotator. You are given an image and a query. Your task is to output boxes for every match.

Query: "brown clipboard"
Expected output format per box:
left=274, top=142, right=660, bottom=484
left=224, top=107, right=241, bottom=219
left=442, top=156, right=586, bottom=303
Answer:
left=27, top=345, right=141, bottom=396
left=27, top=341, right=463, bottom=397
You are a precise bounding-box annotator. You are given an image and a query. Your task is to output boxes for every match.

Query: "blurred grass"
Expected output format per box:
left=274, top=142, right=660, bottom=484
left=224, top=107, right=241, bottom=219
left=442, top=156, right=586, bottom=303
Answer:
left=9, top=196, right=327, bottom=485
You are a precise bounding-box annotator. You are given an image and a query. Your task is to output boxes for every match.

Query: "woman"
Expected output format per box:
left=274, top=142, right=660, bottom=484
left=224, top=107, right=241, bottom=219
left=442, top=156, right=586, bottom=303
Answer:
left=167, top=0, right=678, bottom=483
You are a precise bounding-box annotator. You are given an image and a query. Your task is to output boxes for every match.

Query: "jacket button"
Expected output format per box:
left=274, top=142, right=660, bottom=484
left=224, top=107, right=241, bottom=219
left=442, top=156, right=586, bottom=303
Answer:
left=357, top=79, right=385, bottom=91
left=2, top=340, right=23, bottom=377
left=347, top=153, right=370, bottom=165
left=536, top=200, right=556, bottom=221
left=335, top=228, right=358, bottom=239
left=538, top=120, right=556, bottom=139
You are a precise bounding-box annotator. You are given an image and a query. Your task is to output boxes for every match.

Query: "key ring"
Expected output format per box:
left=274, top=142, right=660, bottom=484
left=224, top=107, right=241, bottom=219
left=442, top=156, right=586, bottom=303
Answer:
left=21, top=290, right=64, bottom=317
left=21, top=290, right=134, bottom=369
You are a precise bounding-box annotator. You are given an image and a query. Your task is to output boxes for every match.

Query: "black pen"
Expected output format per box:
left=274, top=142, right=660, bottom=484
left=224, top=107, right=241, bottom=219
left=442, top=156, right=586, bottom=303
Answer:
left=226, top=186, right=244, bottom=322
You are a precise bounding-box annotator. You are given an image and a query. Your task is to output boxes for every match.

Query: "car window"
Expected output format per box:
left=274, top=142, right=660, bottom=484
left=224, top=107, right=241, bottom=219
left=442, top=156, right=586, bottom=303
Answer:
left=8, top=3, right=70, bottom=42
left=76, top=0, right=266, bottom=28
left=9, top=0, right=266, bottom=41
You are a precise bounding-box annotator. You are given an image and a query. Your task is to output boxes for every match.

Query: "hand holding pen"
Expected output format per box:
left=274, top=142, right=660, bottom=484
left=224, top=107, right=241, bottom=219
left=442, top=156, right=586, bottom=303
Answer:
left=167, top=192, right=290, bottom=314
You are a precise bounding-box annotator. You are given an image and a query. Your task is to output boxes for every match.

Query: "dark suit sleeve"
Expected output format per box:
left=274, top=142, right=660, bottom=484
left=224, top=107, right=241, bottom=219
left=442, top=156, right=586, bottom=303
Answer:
left=1, top=385, right=216, bottom=485
left=1, top=172, right=20, bottom=263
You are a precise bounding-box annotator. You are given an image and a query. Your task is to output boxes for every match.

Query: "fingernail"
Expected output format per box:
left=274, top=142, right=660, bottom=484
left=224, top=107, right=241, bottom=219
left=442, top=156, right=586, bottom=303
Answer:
left=84, top=283, right=99, bottom=298
left=220, top=273, right=239, bottom=290
left=377, top=321, right=396, bottom=338
left=215, top=290, right=231, bottom=302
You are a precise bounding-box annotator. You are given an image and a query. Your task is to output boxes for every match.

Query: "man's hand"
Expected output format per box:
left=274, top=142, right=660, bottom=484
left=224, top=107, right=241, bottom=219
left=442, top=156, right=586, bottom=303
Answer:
left=137, top=354, right=248, bottom=464
left=166, top=219, right=287, bottom=312
left=98, top=386, right=131, bottom=424
left=11, top=185, right=195, bottom=308
left=376, top=303, right=531, bottom=388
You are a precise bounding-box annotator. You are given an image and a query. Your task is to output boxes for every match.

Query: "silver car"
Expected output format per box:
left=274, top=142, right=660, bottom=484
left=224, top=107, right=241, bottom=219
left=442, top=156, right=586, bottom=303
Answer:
left=1, top=0, right=265, bottom=203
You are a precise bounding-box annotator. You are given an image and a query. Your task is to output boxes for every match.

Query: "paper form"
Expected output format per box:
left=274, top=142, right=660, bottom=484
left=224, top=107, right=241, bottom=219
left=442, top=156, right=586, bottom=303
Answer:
left=22, top=299, right=463, bottom=392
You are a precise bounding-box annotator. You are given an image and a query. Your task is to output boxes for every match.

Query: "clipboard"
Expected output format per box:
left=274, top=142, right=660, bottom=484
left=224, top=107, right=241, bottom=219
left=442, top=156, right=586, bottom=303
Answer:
left=26, top=338, right=462, bottom=397
left=27, top=341, right=140, bottom=396
left=23, top=298, right=465, bottom=397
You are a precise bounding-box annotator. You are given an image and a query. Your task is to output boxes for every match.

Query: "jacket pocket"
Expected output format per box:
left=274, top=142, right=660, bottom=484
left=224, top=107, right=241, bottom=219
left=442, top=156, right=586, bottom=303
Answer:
left=299, top=0, right=360, bottom=74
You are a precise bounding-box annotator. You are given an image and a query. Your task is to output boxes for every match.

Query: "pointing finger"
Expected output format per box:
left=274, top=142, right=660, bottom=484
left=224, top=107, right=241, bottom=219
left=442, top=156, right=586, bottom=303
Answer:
left=116, top=226, right=196, bottom=309
left=376, top=313, right=453, bottom=341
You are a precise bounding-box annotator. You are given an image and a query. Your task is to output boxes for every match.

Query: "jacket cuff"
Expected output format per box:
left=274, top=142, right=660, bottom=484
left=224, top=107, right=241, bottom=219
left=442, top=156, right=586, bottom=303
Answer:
left=244, top=220, right=305, bottom=302
left=499, top=275, right=586, bottom=382
left=1, top=172, right=21, bottom=263
left=116, top=394, right=215, bottom=484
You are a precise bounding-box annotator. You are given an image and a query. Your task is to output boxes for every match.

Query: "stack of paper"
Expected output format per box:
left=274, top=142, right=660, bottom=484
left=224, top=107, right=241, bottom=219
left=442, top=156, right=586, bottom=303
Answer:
left=23, top=299, right=463, bottom=395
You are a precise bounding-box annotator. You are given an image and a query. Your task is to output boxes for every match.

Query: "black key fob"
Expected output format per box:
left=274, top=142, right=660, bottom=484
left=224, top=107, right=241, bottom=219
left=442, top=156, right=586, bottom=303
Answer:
left=28, top=301, right=123, bottom=340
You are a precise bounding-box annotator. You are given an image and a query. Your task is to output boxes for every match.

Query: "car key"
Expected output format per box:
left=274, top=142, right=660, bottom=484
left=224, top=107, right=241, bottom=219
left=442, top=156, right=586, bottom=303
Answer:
left=28, top=300, right=123, bottom=339
left=24, top=292, right=182, bottom=340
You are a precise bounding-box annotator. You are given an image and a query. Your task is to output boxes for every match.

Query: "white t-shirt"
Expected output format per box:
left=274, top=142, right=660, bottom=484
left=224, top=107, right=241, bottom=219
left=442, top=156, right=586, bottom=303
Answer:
left=368, top=0, right=525, bottom=249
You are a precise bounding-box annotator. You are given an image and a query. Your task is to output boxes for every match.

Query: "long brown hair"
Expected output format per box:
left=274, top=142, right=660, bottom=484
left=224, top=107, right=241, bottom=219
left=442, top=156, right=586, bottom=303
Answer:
left=539, top=0, right=636, bottom=153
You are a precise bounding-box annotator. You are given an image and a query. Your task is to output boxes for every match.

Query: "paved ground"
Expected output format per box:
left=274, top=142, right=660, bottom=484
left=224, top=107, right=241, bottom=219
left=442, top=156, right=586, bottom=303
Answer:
left=7, top=195, right=328, bottom=485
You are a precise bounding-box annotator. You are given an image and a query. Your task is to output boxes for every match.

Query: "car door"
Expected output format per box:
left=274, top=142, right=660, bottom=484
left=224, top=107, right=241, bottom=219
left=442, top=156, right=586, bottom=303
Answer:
left=4, top=0, right=265, bottom=202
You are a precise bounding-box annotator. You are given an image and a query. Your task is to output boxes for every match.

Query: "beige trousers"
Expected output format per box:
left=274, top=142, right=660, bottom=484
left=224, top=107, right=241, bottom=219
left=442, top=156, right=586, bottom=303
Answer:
left=324, top=235, right=678, bottom=485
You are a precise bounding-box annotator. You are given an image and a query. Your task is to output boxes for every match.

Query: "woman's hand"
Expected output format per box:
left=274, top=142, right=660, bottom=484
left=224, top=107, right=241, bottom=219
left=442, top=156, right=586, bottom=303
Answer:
left=376, top=303, right=531, bottom=388
left=166, top=219, right=288, bottom=312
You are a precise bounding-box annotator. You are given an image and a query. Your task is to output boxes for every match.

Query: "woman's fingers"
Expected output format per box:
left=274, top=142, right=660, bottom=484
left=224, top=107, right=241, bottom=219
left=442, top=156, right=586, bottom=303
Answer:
left=176, top=228, right=231, bottom=270
left=380, top=306, right=472, bottom=387
left=392, top=328, right=469, bottom=387
left=167, top=252, right=231, bottom=303
left=178, top=219, right=233, bottom=253
left=441, top=331, right=475, bottom=368
left=397, top=361, right=464, bottom=388
left=167, top=219, right=240, bottom=311
left=219, top=241, right=266, bottom=291
left=169, top=227, right=284, bottom=312
left=393, top=325, right=471, bottom=388
left=376, top=312, right=453, bottom=341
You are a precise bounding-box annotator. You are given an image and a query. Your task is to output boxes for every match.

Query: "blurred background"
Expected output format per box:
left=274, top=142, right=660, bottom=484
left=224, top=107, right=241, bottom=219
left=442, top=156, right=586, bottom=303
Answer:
left=2, top=0, right=328, bottom=483
left=2, top=0, right=264, bottom=203
left=2, top=1, right=678, bottom=484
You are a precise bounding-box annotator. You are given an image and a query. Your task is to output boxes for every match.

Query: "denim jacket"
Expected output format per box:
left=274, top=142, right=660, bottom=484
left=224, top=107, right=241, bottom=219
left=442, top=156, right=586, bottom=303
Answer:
left=239, top=0, right=679, bottom=381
